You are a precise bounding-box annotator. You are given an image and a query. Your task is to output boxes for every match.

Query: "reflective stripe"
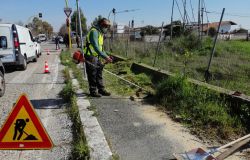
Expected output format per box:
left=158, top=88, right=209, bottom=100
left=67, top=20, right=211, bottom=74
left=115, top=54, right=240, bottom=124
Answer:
left=84, top=28, right=103, bottom=57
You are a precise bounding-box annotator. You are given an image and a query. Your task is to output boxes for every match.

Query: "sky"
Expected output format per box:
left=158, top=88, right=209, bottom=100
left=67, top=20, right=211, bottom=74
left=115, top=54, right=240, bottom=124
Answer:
left=1, top=0, right=250, bottom=32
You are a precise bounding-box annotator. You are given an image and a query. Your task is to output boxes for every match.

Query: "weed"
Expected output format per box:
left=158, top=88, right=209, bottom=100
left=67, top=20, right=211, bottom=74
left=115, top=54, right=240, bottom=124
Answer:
left=60, top=51, right=90, bottom=160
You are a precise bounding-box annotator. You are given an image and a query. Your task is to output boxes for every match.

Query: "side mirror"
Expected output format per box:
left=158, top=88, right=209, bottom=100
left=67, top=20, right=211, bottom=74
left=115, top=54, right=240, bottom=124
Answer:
left=0, top=36, right=7, bottom=49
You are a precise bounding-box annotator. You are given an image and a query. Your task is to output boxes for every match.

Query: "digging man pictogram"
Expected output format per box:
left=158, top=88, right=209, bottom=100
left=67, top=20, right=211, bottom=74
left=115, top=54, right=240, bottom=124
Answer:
left=13, top=118, right=38, bottom=141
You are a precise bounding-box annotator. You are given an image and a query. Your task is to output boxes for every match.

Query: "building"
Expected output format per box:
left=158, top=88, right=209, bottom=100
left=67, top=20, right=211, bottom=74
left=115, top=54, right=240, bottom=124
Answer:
left=202, top=21, right=237, bottom=33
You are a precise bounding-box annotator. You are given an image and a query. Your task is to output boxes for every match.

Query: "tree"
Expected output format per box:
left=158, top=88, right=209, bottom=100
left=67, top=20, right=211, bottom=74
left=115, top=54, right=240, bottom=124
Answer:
left=16, top=21, right=24, bottom=26
left=71, top=8, right=87, bottom=35
left=163, top=20, right=183, bottom=38
left=59, top=24, right=67, bottom=36
left=28, top=17, right=53, bottom=37
left=208, top=27, right=217, bottom=37
left=141, top=25, right=159, bottom=35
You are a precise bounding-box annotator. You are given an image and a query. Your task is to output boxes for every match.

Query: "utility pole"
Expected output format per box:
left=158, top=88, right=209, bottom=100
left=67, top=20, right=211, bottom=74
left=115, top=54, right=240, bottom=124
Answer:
left=75, top=7, right=78, bottom=35
left=76, top=0, right=86, bottom=78
left=170, top=0, right=174, bottom=40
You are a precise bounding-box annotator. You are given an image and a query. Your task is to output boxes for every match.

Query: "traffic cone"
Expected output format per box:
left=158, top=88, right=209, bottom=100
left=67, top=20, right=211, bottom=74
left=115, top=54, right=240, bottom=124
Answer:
left=44, top=61, right=50, bottom=73
left=47, top=49, right=50, bottom=55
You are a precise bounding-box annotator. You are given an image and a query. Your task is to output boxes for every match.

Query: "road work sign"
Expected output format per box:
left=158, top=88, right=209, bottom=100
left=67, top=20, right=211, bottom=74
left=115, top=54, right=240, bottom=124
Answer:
left=0, top=94, right=53, bottom=150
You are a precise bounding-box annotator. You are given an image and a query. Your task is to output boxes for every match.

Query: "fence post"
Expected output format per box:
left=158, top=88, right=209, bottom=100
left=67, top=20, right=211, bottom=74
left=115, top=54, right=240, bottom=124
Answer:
left=205, top=8, right=225, bottom=82
left=125, top=21, right=130, bottom=57
left=153, top=22, right=164, bottom=67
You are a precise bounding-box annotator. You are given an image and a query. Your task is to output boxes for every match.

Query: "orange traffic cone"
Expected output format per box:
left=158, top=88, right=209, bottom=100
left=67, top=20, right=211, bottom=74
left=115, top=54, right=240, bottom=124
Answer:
left=47, top=49, right=50, bottom=55
left=44, top=61, right=50, bottom=73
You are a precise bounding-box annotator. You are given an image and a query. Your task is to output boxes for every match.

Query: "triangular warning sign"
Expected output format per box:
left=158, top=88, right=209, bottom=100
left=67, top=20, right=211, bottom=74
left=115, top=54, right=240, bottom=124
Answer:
left=0, top=94, right=53, bottom=150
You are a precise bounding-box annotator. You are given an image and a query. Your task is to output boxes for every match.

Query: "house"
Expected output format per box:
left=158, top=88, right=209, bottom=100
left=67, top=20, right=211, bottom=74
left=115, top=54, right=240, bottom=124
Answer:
left=229, top=28, right=249, bottom=40
left=202, top=21, right=237, bottom=33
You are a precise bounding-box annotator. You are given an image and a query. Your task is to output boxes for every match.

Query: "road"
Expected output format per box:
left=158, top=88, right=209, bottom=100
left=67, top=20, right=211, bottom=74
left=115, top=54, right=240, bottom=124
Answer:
left=90, top=95, right=207, bottom=160
left=0, top=42, right=72, bottom=160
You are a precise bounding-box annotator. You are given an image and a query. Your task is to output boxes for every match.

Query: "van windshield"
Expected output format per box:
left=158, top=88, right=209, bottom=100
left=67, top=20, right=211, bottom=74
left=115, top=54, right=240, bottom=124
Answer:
left=0, top=26, right=12, bottom=49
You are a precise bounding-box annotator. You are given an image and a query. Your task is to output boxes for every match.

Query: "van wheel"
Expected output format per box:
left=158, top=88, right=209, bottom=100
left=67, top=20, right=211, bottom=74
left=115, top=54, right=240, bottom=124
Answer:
left=36, top=51, right=39, bottom=58
left=33, top=55, right=37, bottom=62
left=21, top=57, right=27, bottom=70
left=0, top=71, right=5, bottom=97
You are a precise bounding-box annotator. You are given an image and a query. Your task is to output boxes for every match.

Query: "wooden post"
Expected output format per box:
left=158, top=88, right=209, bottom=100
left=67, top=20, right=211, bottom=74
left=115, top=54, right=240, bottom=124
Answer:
left=153, top=22, right=164, bottom=67
left=205, top=8, right=225, bottom=82
left=170, top=0, right=174, bottom=40
left=125, top=21, right=130, bottom=57
left=198, top=0, right=201, bottom=40
left=201, top=7, right=204, bottom=42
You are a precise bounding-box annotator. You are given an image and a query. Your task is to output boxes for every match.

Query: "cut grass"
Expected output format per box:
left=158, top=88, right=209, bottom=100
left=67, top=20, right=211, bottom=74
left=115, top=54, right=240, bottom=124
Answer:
left=104, top=61, right=154, bottom=96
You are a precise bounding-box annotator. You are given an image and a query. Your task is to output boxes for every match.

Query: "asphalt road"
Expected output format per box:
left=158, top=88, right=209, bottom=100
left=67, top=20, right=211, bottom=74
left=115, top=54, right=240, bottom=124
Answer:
left=90, top=96, right=181, bottom=160
left=0, top=41, right=72, bottom=160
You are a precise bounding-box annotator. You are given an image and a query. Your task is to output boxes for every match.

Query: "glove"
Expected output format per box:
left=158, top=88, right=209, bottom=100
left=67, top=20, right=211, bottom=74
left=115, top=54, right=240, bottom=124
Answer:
left=105, top=56, right=113, bottom=63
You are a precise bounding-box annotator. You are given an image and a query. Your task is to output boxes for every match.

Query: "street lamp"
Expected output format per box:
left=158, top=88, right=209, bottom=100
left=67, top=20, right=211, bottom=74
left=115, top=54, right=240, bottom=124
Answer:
left=108, top=8, right=140, bottom=39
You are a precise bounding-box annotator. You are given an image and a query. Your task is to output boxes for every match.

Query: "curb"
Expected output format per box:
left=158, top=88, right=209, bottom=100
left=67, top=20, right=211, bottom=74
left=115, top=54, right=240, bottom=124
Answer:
left=70, top=70, right=113, bottom=160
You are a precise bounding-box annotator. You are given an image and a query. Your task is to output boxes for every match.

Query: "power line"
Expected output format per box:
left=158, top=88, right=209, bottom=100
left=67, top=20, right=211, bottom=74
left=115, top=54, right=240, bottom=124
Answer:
left=174, top=0, right=184, bottom=22
left=203, top=0, right=209, bottom=23
left=206, top=11, right=250, bottom=18
left=189, top=0, right=196, bottom=22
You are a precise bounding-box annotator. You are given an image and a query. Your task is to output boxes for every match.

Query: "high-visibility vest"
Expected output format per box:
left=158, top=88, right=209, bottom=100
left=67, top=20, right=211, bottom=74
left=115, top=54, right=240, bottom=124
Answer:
left=84, top=27, right=104, bottom=57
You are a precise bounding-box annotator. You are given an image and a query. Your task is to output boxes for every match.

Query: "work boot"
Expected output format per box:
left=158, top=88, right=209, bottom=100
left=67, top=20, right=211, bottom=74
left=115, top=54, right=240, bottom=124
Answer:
left=90, top=92, right=102, bottom=97
left=98, top=90, right=111, bottom=96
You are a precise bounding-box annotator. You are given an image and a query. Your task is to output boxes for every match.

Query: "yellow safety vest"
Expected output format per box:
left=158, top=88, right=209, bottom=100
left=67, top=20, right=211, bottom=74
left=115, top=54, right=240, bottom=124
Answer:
left=84, top=27, right=104, bottom=57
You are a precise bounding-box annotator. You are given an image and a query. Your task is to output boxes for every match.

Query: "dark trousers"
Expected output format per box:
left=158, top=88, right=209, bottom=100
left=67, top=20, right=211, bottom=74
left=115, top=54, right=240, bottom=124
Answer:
left=56, top=43, right=60, bottom=50
left=85, top=56, right=105, bottom=93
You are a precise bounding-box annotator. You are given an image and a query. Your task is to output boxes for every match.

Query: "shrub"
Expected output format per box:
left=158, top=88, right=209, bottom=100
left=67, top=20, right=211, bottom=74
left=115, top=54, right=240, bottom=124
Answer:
left=208, top=27, right=217, bottom=37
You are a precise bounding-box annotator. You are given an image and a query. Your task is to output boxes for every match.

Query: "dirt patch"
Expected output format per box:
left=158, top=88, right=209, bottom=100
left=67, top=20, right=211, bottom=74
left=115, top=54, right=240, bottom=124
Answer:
left=137, top=104, right=246, bottom=160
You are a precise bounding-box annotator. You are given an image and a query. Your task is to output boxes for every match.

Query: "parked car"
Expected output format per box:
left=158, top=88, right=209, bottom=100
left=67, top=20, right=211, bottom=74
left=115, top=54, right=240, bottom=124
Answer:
left=34, top=40, right=41, bottom=57
left=0, top=24, right=37, bottom=70
left=38, top=34, right=47, bottom=42
left=0, top=57, right=5, bottom=97
left=58, top=36, right=64, bottom=43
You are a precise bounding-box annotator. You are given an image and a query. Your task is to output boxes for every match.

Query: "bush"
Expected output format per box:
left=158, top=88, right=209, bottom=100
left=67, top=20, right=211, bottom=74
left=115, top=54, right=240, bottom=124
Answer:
left=208, top=27, right=217, bottom=37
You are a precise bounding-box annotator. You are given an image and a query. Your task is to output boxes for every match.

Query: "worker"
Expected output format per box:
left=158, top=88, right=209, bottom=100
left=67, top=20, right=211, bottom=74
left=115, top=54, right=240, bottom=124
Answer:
left=84, top=18, right=113, bottom=97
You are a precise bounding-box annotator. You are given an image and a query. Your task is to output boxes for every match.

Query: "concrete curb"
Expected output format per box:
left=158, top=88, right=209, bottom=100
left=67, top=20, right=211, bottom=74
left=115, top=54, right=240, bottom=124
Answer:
left=70, top=70, right=113, bottom=160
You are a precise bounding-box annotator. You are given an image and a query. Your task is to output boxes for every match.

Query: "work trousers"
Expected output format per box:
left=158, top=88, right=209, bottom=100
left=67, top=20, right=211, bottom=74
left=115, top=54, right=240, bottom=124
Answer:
left=85, top=55, right=105, bottom=94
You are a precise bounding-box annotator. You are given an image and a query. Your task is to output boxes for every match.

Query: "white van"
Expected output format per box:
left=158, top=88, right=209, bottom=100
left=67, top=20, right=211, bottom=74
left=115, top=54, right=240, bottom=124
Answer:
left=38, top=34, right=47, bottom=42
left=0, top=24, right=37, bottom=70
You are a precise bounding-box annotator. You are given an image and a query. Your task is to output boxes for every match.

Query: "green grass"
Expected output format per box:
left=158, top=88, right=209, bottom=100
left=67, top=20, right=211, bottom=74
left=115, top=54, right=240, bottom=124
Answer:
left=156, top=74, right=246, bottom=140
left=60, top=50, right=90, bottom=160
left=106, top=37, right=250, bottom=95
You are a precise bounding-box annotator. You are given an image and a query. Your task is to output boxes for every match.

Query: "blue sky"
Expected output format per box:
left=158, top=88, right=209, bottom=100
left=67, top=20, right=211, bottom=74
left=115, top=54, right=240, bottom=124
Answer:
left=1, top=0, right=250, bottom=32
